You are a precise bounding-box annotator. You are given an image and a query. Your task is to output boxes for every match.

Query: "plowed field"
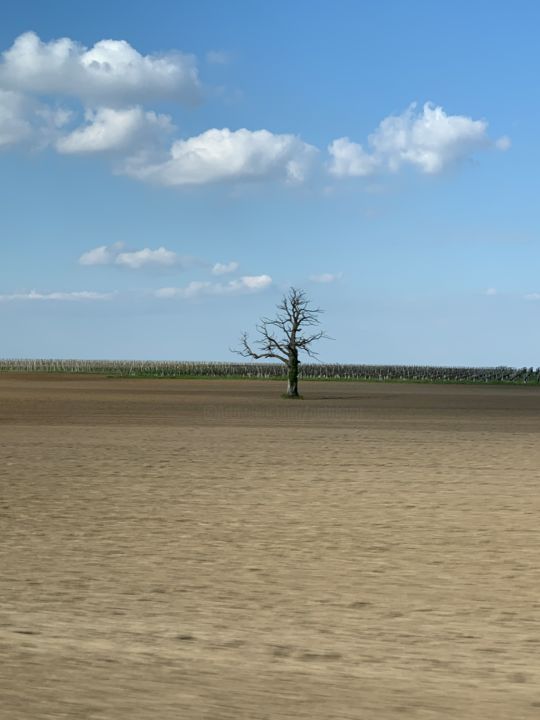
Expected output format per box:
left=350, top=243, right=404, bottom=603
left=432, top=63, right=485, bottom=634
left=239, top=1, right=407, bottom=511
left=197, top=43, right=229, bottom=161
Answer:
left=2, top=375, right=540, bottom=719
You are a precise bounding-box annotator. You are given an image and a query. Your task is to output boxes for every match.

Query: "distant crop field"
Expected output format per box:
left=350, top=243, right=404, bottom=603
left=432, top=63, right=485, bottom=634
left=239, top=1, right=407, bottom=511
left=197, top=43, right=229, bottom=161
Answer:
left=0, top=358, right=539, bottom=384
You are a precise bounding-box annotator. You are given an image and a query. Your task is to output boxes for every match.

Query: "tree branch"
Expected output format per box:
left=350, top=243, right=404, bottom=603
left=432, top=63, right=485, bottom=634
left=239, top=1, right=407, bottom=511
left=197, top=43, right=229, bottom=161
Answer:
left=232, top=287, right=331, bottom=367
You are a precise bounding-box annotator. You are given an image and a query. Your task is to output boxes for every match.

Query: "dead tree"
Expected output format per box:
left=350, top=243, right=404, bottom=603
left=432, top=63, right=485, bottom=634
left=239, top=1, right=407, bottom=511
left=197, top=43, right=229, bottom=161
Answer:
left=234, top=287, right=328, bottom=397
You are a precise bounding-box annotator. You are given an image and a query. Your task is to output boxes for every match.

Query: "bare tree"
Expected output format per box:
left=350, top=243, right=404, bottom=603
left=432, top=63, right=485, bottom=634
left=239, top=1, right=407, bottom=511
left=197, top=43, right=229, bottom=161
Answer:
left=234, top=287, right=328, bottom=397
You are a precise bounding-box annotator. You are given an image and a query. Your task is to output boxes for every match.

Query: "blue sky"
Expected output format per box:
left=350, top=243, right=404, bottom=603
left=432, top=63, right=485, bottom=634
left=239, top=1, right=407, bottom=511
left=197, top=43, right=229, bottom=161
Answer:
left=1, top=0, right=539, bottom=365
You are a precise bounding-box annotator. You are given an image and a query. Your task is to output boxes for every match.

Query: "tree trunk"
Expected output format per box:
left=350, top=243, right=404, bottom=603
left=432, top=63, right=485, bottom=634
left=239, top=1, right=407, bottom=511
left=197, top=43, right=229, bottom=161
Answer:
left=287, top=350, right=299, bottom=397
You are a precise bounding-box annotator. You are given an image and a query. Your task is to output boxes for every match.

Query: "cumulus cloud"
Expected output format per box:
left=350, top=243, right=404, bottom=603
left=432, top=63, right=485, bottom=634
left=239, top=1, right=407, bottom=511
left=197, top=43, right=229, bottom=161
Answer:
left=0, top=31, right=200, bottom=106
left=0, top=89, right=33, bottom=147
left=56, top=106, right=173, bottom=154
left=156, top=274, right=272, bottom=299
left=329, top=103, right=509, bottom=177
left=0, top=32, right=191, bottom=153
left=327, top=138, right=378, bottom=177
left=0, top=33, right=508, bottom=193
left=212, top=261, right=239, bottom=275
left=0, top=88, right=73, bottom=150
left=122, top=127, right=318, bottom=186
left=79, top=243, right=181, bottom=269
left=310, top=272, right=342, bottom=283
left=0, top=289, right=115, bottom=301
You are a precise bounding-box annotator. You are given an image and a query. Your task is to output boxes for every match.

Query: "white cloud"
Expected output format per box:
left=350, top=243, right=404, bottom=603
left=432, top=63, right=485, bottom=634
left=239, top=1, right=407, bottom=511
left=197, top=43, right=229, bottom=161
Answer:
left=155, top=281, right=211, bottom=299
left=0, top=289, right=115, bottom=301
left=212, top=261, right=239, bottom=275
left=156, top=274, right=272, bottom=299
left=329, top=103, right=508, bottom=177
left=484, top=287, right=497, bottom=296
left=228, top=275, right=271, bottom=291
left=0, top=36, right=508, bottom=195
left=79, top=243, right=182, bottom=269
left=524, top=293, right=540, bottom=301
left=327, top=138, right=378, bottom=177
left=0, top=31, right=200, bottom=106
left=206, top=50, right=230, bottom=65
left=56, top=106, right=173, bottom=154
left=495, top=136, right=511, bottom=151
left=123, top=127, right=318, bottom=186
left=0, top=88, right=73, bottom=151
left=0, top=89, right=33, bottom=147
left=310, top=272, right=342, bottom=283
left=79, top=245, right=116, bottom=266
left=116, top=246, right=178, bottom=269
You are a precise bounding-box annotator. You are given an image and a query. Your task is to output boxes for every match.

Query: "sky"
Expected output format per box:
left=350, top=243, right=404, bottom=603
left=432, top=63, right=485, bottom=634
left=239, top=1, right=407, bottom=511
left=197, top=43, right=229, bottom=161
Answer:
left=1, top=0, right=539, bottom=366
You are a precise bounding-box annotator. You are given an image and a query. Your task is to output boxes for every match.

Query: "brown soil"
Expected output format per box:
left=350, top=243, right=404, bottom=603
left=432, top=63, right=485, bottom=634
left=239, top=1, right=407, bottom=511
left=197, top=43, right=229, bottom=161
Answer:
left=1, top=374, right=540, bottom=719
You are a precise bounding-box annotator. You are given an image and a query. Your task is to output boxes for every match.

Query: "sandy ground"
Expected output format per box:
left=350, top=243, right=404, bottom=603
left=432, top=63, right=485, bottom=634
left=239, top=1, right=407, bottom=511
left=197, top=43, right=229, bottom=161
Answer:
left=1, top=374, right=540, bottom=719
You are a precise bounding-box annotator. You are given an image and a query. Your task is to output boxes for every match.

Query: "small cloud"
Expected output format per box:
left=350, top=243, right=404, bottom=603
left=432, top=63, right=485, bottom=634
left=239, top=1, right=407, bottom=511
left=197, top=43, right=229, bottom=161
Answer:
left=0, top=89, right=34, bottom=148
left=485, top=287, right=497, bottom=296
left=0, top=90, right=74, bottom=152
left=310, top=272, right=342, bottom=283
left=524, top=292, right=540, bottom=301
left=212, top=261, right=239, bottom=276
left=156, top=274, right=272, bottom=299
left=115, top=247, right=178, bottom=269
left=79, top=243, right=182, bottom=269
left=495, top=135, right=511, bottom=151
left=0, top=289, right=115, bottom=301
left=155, top=286, right=189, bottom=299
left=56, top=106, right=174, bottom=155
left=206, top=50, right=230, bottom=65
left=229, top=274, right=271, bottom=291
left=79, top=245, right=116, bottom=266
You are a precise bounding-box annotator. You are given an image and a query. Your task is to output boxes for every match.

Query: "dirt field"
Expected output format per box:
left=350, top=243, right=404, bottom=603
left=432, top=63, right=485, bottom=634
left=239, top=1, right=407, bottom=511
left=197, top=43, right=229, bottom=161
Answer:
left=1, top=374, right=540, bottom=719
